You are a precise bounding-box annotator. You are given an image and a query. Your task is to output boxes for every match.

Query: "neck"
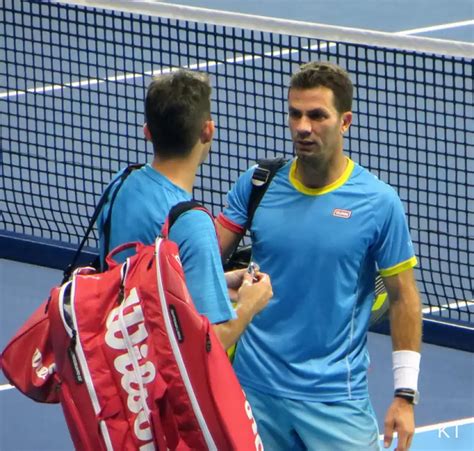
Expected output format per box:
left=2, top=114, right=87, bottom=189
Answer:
left=151, top=154, right=199, bottom=194
left=295, top=153, right=348, bottom=189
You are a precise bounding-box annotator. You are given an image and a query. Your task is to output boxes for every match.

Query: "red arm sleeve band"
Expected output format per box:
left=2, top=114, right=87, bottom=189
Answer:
left=216, top=213, right=245, bottom=235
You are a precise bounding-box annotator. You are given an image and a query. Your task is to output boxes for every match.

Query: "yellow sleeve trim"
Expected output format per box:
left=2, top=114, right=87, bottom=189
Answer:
left=379, top=256, right=418, bottom=277
left=289, top=157, right=354, bottom=195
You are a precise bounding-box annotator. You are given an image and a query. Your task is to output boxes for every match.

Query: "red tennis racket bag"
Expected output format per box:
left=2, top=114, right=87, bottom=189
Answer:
left=1, top=203, right=263, bottom=451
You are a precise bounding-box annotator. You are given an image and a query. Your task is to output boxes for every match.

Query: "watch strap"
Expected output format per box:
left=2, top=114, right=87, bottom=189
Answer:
left=394, top=388, right=419, bottom=405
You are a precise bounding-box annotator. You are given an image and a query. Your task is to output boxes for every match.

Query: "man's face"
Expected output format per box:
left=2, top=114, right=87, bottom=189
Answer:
left=288, top=86, right=351, bottom=166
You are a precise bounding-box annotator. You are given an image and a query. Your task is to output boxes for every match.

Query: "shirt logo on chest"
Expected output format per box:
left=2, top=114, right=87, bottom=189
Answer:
left=333, top=208, right=352, bottom=219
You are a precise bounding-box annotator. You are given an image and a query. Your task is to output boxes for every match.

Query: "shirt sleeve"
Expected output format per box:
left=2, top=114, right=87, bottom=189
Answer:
left=169, top=209, right=237, bottom=324
left=216, top=166, right=255, bottom=232
left=373, top=189, right=417, bottom=277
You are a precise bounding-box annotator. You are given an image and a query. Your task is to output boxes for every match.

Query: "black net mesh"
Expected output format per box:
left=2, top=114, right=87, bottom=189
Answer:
left=1, top=1, right=472, bottom=326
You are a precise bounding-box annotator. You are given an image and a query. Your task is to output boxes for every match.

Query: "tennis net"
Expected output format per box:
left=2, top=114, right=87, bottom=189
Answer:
left=1, top=0, right=473, bottom=349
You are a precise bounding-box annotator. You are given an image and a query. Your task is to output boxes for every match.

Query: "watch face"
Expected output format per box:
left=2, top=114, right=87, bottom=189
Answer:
left=413, top=390, right=420, bottom=405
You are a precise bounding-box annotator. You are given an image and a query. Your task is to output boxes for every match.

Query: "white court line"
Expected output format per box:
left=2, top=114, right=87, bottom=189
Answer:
left=0, top=14, right=472, bottom=100
left=414, top=416, right=474, bottom=434
left=398, top=20, right=474, bottom=35
left=379, top=417, right=474, bottom=439
left=0, top=41, right=325, bottom=99
left=423, top=300, right=474, bottom=315
left=0, top=383, right=14, bottom=392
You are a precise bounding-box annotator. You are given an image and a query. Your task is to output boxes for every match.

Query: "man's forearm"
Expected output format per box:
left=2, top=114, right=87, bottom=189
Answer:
left=383, top=272, right=421, bottom=450
left=385, top=268, right=423, bottom=351
left=389, top=289, right=422, bottom=352
left=212, top=303, right=254, bottom=350
left=212, top=273, right=273, bottom=350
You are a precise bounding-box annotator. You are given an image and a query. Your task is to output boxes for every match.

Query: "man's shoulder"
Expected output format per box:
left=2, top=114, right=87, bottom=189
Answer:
left=108, top=164, right=149, bottom=194
left=230, top=159, right=291, bottom=198
left=171, top=207, right=215, bottom=235
left=175, top=206, right=212, bottom=221
left=168, top=207, right=220, bottom=262
left=350, top=163, right=399, bottom=200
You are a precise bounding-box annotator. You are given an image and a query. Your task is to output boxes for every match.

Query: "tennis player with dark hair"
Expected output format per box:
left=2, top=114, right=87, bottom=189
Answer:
left=98, top=69, right=273, bottom=350
left=216, top=61, right=422, bottom=450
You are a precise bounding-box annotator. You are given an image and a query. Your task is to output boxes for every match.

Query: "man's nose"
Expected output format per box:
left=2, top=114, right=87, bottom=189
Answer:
left=296, top=116, right=312, bottom=136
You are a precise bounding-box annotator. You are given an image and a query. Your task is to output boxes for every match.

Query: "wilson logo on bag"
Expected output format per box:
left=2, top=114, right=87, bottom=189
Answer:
left=105, top=287, right=156, bottom=447
left=32, top=348, right=56, bottom=381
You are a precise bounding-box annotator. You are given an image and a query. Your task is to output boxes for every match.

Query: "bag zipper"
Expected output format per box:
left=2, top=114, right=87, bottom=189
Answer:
left=58, top=275, right=115, bottom=451
left=154, top=237, right=217, bottom=451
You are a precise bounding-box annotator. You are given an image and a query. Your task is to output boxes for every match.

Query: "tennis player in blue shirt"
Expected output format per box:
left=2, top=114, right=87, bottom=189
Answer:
left=98, top=69, right=272, bottom=350
left=217, top=62, right=422, bottom=450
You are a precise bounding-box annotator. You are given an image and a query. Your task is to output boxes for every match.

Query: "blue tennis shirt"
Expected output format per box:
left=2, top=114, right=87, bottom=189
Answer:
left=218, top=157, right=417, bottom=401
left=98, top=164, right=235, bottom=325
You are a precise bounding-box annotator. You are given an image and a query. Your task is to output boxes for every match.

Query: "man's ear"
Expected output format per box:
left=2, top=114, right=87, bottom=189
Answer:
left=143, top=123, right=152, bottom=141
left=201, top=119, right=215, bottom=144
left=341, top=112, right=353, bottom=134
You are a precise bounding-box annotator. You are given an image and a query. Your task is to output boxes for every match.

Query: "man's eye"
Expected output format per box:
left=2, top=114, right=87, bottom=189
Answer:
left=309, top=112, right=326, bottom=120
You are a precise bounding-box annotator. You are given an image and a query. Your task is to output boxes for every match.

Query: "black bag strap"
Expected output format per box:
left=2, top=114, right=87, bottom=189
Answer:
left=62, top=163, right=143, bottom=283
left=166, top=200, right=205, bottom=234
left=225, top=157, right=286, bottom=268
left=244, top=157, right=287, bottom=230
left=101, top=164, right=144, bottom=258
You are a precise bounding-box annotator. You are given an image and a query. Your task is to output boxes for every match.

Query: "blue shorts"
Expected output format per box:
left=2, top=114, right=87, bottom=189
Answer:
left=244, top=387, right=380, bottom=451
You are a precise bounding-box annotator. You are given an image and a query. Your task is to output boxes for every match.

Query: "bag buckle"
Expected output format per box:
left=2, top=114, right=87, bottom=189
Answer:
left=251, top=167, right=271, bottom=187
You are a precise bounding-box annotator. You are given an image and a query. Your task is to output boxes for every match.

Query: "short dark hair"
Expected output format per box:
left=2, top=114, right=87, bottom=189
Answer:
left=145, top=69, right=211, bottom=158
left=289, top=61, right=353, bottom=113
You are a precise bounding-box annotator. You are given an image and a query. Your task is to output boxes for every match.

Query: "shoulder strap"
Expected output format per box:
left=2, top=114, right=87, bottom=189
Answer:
left=245, top=157, right=287, bottom=230
left=224, top=157, right=286, bottom=269
left=101, top=164, right=144, bottom=259
left=161, top=200, right=210, bottom=239
left=62, top=163, right=143, bottom=283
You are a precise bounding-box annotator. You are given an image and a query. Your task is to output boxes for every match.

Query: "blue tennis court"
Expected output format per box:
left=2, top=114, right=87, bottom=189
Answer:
left=1, top=0, right=473, bottom=450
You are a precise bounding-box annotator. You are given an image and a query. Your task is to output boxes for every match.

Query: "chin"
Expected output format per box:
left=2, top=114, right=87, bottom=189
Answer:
left=296, top=150, right=327, bottom=168
left=296, top=148, right=319, bottom=159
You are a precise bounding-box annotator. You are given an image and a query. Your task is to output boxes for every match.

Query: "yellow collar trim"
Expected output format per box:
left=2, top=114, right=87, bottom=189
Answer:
left=289, top=157, right=355, bottom=195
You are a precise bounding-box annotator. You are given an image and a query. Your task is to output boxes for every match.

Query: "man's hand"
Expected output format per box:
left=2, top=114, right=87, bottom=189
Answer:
left=236, top=271, right=272, bottom=320
left=383, top=397, right=415, bottom=450
left=224, top=268, right=247, bottom=302
left=213, top=271, right=272, bottom=350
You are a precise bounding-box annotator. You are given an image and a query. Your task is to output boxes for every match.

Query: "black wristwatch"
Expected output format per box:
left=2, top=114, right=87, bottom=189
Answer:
left=394, top=388, right=419, bottom=405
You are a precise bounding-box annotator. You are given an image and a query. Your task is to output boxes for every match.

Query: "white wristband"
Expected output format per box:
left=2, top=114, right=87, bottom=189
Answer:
left=392, top=350, right=421, bottom=391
